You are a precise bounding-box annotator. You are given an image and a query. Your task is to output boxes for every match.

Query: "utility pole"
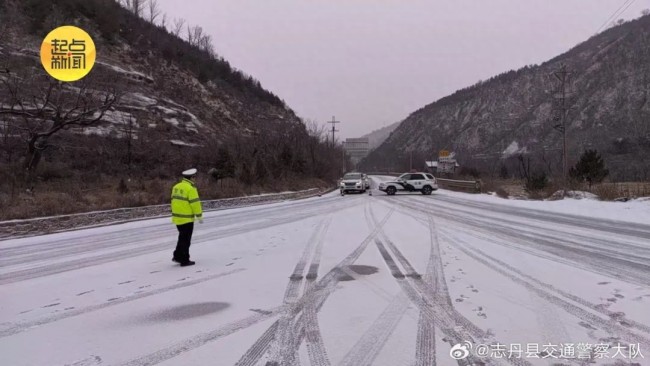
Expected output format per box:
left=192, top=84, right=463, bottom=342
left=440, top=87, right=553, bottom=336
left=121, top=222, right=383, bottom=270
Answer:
left=551, top=64, right=573, bottom=190
left=327, top=116, right=340, bottom=148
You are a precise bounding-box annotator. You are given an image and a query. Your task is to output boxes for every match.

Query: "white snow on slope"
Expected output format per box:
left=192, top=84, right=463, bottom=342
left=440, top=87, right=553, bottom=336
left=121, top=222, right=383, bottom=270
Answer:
left=96, top=61, right=154, bottom=83
left=502, top=141, right=528, bottom=158
left=169, top=139, right=200, bottom=147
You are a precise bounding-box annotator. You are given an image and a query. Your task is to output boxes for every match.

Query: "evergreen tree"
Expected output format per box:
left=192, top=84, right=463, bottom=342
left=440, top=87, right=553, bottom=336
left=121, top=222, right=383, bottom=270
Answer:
left=214, top=147, right=235, bottom=179
left=570, top=149, right=609, bottom=189
left=499, top=165, right=509, bottom=179
left=254, top=156, right=268, bottom=183
left=239, top=162, right=254, bottom=186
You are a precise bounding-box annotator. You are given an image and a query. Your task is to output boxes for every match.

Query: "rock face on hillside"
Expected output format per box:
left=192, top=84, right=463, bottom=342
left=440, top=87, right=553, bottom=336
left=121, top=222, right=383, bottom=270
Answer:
left=0, top=0, right=301, bottom=149
left=361, top=16, right=650, bottom=180
left=0, top=45, right=297, bottom=148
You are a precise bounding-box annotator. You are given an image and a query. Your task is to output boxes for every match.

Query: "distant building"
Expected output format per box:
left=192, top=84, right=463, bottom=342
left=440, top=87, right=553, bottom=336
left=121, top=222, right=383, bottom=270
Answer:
left=343, top=137, right=370, bottom=166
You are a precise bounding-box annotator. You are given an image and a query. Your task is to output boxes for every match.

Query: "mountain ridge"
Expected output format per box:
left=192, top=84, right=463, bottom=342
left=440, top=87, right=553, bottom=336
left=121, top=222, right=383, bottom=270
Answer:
left=360, top=15, right=650, bottom=180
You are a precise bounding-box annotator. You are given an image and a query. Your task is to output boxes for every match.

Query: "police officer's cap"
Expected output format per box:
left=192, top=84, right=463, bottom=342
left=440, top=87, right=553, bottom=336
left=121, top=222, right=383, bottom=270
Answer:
left=182, top=168, right=197, bottom=177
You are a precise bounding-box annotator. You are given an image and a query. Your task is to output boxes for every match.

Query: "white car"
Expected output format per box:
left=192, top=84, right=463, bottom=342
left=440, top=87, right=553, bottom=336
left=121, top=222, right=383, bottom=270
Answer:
left=378, top=172, right=438, bottom=195
left=339, top=172, right=367, bottom=195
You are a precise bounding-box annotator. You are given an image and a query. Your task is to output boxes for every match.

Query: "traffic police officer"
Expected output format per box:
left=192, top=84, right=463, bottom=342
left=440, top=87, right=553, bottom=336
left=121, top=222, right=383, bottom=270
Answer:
left=171, top=168, right=203, bottom=266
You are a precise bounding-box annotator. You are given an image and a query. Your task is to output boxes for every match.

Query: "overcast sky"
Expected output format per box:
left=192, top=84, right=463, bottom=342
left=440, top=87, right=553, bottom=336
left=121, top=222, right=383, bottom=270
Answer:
left=158, top=0, right=649, bottom=139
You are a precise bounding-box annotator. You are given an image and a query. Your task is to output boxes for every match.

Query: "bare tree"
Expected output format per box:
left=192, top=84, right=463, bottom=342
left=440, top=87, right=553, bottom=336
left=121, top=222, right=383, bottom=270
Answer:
left=120, top=0, right=145, bottom=18
left=147, top=0, right=161, bottom=24
left=642, top=9, right=650, bottom=16
left=0, top=7, right=8, bottom=44
left=160, top=13, right=168, bottom=30
left=172, top=18, right=185, bottom=37
left=304, top=119, right=327, bottom=142
left=186, top=25, right=204, bottom=47
left=197, top=34, right=215, bottom=57
left=134, top=0, right=145, bottom=18
left=0, top=75, right=119, bottom=183
left=120, top=113, right=137, bottom=171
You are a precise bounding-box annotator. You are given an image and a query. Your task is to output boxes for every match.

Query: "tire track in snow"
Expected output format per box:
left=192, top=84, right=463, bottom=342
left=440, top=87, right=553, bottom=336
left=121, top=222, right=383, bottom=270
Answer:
left=440, top=230, right=650, bottom=350
left=63, top=355, right=102, bottom=366
left=394, top=202, right=650, bottom=286
left=380, top=236, right=421, bottom=278
left=303, top=297, right=330, bottom=366
left=116, top=306, right=283, bottom=366
left=306, top=217, right=331, bottom=281
left=1, top=195, right=357, bottom=263
left=438, top=224, right=650, bottom=336
left=414, top=312, right=436, bottom=366
left=112, top=206, right=377, bottom=366
left=268, top=217, right=330, bottom=366
left=429, top=195, right=650, bottom=240
left=290, top=218, right=330, bottom=282
left=234, top=322, right=279, bottom=366
left=381, top=251, right=532, bottom=366
left=369, top=204, right=440, bottom=365
left=337, top=293, right=410, bottom=366
left=338, top=266, right=400, bottom=304
left=414, top=215, right=445, bottom=366
left=0, top=268, right=245, bottom=338
left=369, top=207, right=443, bottom=366
left=385, top=196, right=650, bottom=364
left=370, top=203, right=531, bottom=366
left=0, top=201, right=356, bottom=285
left=375, top=238, right=405, bottom=279
left=303, top=218, right=333, bottom=366
left=366, top=207, right=479, bottom=363
left=371, top=237, right=492, bottom=366
left=1, top=195, right=347, bottom=254
left=263, top=205, right=396, bottom=366
left=439, top=205, right=650, bottom=265
left=3, top=202, right=325, bottom=261
left=396, top=197, right=649, bottom=336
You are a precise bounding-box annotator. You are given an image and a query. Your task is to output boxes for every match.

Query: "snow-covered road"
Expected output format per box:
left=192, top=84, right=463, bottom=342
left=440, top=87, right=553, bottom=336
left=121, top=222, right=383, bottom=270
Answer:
left=1, top=177, right=650, bottom=366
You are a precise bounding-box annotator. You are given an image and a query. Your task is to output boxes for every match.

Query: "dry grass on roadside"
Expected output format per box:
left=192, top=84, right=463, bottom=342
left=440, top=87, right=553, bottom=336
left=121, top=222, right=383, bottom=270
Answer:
left=450, top=174, right=650, bottom=201
left=593, top=182, right=650, bottom=201
left=479, top=178, right=510, bottom=199
left=0, top=175, right=330, bottom=221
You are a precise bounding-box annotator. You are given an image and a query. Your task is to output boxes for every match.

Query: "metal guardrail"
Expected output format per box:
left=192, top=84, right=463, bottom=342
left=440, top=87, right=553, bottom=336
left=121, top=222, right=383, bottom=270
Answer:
left=0, top=188, right=324, bottom=239
left=436, top=178, right=481, bottom=193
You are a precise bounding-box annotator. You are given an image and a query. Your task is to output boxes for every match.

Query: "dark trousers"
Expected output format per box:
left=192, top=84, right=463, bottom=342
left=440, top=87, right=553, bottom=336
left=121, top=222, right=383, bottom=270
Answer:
left=173, top=222, right=194, bottom=262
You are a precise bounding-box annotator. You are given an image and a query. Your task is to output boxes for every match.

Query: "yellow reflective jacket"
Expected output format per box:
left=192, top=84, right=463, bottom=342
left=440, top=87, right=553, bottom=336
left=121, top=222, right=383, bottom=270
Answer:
left=171, top=178, right=203, bottom=225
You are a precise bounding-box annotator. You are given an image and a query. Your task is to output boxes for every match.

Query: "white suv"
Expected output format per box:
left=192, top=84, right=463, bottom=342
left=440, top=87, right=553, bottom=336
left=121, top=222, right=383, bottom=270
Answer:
left=378, top=172, right=438, bottom=195
left=339, top=172, right=367, bottom=195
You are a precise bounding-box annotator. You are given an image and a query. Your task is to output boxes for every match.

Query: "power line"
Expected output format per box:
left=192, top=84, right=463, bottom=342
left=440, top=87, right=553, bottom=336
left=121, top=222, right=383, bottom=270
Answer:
left=595, top=0, right=632, bottom=33
left=595, top=0, right=637, bottom=34
left=619, top=0, right=639, bottom=18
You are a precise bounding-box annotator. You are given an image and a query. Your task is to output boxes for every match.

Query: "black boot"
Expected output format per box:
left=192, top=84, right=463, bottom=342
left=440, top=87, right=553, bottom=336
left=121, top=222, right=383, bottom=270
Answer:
left=180, top=260, right=195, bottom=267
